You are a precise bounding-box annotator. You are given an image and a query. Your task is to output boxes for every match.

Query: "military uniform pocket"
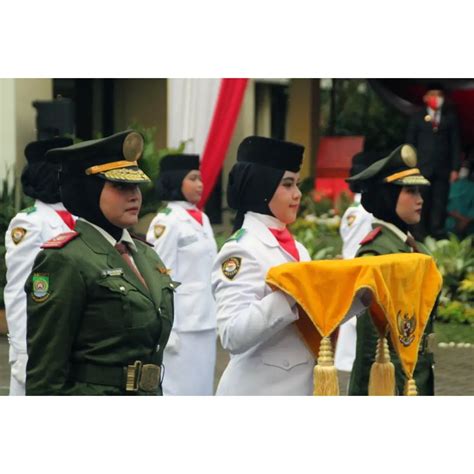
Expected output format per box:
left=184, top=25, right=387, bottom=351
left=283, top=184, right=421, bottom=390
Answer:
left=88, top=278, right=140, bottom=331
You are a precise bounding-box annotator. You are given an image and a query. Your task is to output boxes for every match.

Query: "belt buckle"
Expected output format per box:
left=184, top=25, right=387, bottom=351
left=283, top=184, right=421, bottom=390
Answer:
left=125, top=360, right=142, bottom=392
left=139, top=364, right=161, bottom=393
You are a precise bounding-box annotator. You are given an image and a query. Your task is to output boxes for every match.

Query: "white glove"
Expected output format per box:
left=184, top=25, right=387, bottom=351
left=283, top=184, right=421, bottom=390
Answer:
left=10, top=353, right=28, bottom=385
left=165, top=331, right=181, bottom=354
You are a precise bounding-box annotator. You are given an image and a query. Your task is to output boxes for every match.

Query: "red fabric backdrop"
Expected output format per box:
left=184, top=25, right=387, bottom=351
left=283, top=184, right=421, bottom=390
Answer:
left=198, top=79, right=248, bottom=208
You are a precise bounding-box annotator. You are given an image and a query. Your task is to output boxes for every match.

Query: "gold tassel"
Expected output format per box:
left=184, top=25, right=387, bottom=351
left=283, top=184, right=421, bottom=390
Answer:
left=368, top=337, right=395, bottom=396
left=404, top=377, right=418, bottom=396
left=313, top=336, right=339, bottom=396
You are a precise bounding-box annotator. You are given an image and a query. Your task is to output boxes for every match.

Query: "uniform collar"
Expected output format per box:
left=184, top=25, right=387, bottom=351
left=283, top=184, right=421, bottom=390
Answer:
left=169, top=200, right=203, bottom=225
left=372, top=217, right=414, bottom=245
left=173, top=200, right=197, bottom=210
left=36, top=201, right=68, bottom=211
left=243, top=212, right=282, bottom=247
left=78, top=218, right=137, bottom=252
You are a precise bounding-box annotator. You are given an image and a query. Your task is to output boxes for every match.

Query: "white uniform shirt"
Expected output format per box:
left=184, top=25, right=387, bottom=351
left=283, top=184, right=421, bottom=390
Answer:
left=339, top=194, right=374, bottom=259
left=211, top=212, right=314, bottom=395
left=146, top=201, right=217, bottom=332
left=336, top=194, right=374, bottom=371
left=4, top=200, right=75, bottom=362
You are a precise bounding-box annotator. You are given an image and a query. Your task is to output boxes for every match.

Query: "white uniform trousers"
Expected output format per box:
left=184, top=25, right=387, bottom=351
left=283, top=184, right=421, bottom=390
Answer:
left=162, top=329, right=216, bottom=396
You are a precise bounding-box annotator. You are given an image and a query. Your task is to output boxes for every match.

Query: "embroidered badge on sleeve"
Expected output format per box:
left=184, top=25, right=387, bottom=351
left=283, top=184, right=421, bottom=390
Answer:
left=154, top=224, right=166, bottom=239
left=32, top=274, right=50, bottom=303
left=222, top=257, right=242, bottom=280
left=11, top=227, right=27, bottom=245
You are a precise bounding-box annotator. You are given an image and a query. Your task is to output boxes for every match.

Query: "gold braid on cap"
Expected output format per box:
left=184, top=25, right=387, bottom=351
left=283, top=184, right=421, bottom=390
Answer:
left=85, top=161, right=138, bottom=175
left=384, top=168, right=421, bottom=183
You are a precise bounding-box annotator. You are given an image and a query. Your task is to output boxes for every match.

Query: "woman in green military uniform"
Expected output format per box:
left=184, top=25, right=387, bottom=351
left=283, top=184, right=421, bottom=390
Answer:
left=25, top=131, right=175, bottom=395
left=346, top=144, right=438, bottom=395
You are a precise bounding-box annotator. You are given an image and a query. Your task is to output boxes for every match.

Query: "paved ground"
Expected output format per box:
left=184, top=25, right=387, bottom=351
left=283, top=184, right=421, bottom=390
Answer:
left=1, top=335, right=473, bottom=395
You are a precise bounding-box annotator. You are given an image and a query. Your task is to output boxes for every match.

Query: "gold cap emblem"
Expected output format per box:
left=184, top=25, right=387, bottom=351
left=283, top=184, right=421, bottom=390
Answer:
left=123, top=132, right=144, bottom=162
left=400, top=144, right=417, bottom=168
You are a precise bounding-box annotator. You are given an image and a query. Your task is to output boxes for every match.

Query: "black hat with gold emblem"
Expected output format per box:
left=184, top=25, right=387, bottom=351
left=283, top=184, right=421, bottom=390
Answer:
left=46, top=130, right=150, bottom=184
left=46, top=130, right=149, bottom=240
left=346, top=144, right=430, bottom=189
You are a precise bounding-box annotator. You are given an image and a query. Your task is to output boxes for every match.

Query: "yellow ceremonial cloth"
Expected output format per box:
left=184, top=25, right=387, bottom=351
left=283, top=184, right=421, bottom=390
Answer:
left=266, top=253, right=442, bottom=379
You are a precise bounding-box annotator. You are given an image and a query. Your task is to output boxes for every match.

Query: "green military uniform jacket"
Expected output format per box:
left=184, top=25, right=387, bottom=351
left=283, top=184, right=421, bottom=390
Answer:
left=348, top=219, right=436, bottom=396
left=25, top=220, right=175, bottom=395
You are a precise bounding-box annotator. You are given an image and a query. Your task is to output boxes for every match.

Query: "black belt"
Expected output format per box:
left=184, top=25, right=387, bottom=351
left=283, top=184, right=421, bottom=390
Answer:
left=69, top=361, right=161, bottom=393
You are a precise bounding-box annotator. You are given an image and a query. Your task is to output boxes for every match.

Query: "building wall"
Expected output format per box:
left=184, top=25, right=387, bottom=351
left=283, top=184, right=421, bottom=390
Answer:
left=114, top=79, right=167, bottom=150
left=0, top=79, right=52, bottom=203
left=0, top=79, right=16, bottom=190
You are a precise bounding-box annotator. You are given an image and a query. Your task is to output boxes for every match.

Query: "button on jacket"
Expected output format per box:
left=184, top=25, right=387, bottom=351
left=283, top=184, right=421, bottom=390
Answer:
left=4, top=200, right=75, bottom=394
left=25, top=219, right=174, bottom=395
left=211, top=212, right=314, bottom=396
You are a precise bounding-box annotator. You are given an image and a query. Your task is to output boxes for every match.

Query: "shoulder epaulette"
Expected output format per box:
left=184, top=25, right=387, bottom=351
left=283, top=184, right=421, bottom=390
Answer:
left=225, top=228, right=246, bottom=243
left=159, top=206, right=172, bottom=215
left=41, top=231, right=79, bottom=249
left=131, top=233, right=153, bottom=247
left=20, top=206, right=37, bottom=215
left=359, top=226, right=382, bottom=246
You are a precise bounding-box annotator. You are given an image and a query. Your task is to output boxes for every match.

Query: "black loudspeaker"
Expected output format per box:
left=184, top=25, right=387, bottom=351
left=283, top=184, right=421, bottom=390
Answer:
left=32, top=97, right=75, bottom=140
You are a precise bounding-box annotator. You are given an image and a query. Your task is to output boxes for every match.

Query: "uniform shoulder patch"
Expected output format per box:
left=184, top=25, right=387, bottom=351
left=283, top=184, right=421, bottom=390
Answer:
left=41, top=231, right=79, bottom=249
left=225, top=228, right=246, bottom=243
left=20, top=206, right=37, bottom=215
left=31, top=273, right=50, bottom=303
left=153, top=224, right=166, bottom=239
left=359, top=226, right=382, bottom=246
left=159, top=206, right=172, bottom=215
left=11, top=227, right=27, bottom=245
left=221, top=256, right=242, bottom=280
left=346, top=213, right=357, bottom=227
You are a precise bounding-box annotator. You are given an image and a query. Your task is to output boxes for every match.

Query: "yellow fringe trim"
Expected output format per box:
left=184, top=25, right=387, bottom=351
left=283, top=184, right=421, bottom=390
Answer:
left=313, top=336, right=339, bottom=396
left=368, top=337, right=395, bottom=396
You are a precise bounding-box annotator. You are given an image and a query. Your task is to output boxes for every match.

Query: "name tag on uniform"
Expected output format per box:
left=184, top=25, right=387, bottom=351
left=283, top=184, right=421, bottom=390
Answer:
left=178, top=234, right=199, bottom=248
left=101, top=268, right=124, bottom=278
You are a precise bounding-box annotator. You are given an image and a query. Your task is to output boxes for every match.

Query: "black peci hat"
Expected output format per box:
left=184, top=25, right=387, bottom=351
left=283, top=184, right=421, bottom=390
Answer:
left=237, top=136, right=304, bottom=172
left=24, top=137, right=73, bottom=163
left=46, top=130, right=150, bottom=184
left=159, top=154, right=200, bottom=172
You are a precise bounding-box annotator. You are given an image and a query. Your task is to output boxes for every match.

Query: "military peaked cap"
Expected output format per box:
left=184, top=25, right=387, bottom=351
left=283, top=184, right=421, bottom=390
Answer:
left=46, top=130, right=150, bottom=184
left=346, top=144, right=430, bottom=187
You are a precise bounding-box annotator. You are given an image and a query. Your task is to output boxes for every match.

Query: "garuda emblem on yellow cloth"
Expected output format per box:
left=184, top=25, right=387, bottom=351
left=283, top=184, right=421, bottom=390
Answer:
left=397, top=311, right=416, bottom=347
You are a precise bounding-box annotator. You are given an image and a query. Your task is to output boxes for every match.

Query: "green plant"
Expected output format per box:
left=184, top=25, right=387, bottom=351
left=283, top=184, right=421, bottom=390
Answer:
left=290, top=217, right=342, bottom=259
left=424, top=234, right=474, bottom=299
left=437, top=300, right=474, bottom=325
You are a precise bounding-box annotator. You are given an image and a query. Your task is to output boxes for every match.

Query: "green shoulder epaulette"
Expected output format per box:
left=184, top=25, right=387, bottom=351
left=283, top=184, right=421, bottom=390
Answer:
left=225, top=228, right=246, bottom=243
left=20, top=206, right=37, bottom=215
left=159, top=206, right=172, bottom=215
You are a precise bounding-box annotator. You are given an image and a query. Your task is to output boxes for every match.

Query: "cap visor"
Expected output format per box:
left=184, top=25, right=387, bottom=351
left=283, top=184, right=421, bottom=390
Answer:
left=393, top=175, right=431, bottom=186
